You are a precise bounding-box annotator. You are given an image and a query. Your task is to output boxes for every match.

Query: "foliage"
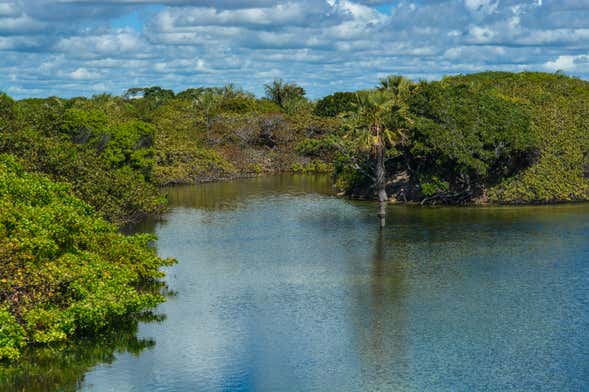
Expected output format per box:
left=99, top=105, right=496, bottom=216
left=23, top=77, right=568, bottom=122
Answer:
left=442, top=72, right=589, bottom=203
left=342, top=89, right=410, bottom=156
left=405, top=81, right=537, bottom=199
left=330, top=73, right=589, bottom=205
left=378, top=75, right=416, bottom=96
left=14, top=97, right=67, bottom=135
left=101, top=121, right=156, bottom=177
left=62, top=108, right=108, bottom=143
left=0, top=155, right=174, bottom=361
left=0, top=308, right=26, bottom=361
left=68, top=95, right=139, bottom=126
left=0, top=92, right=16, bottom=131
left=3, top=72, right=588, bottom=210
left=418, top=175, right=450, bottom=197
left=296, top=134, right=342, bottom=158
left=147, top=98, right=237, bottom=185
left=264, top=79, right=306, bottom=108
left=124, top=86, right=175, bottom=101
left=313, top=92, right=358, bottom=117
left=283, top=96, right=314, bottom=115
left=0, top=127, right=165, bottom=226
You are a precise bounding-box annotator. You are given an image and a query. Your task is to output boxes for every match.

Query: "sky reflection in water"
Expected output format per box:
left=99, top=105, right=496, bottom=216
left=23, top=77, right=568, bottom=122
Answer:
left=9, top=175, right=588, bottom=392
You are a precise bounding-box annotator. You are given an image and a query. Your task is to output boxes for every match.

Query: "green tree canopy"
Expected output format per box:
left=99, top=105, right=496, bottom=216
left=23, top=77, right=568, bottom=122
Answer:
left=314, top=92, right=358, bottom=117
left=0, top=154, right=174, bottom=360
left=264, top=79, right=306, bottom=108
left=406, top=81, right=537, bottom=199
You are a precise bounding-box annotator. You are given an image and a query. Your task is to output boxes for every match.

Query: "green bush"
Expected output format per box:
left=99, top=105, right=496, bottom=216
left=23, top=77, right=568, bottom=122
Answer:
left=291, top=160, right=332, bottom=174
left=103, top=121, right=156, bottom=177
left=0, top=92, right=16, bottom=131
left=295, top=135, right=340, bottom=158
left=0, top=308, right=26, bottom=361
left=0, top=129, right=165, bottom=225
left=0, top=154, right=174, bottom=361
left=444, top=72, right=589, bottom=203
left=314, top=92, right=358, bottom=117
left=405, top=81, right=537, bottom=198
left=15, top=97, right=67, bottom=136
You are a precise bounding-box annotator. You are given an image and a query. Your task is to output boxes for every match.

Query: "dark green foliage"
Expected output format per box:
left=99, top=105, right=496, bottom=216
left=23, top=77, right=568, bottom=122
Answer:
left=0, top=129, right=164, bottom=225
left=443, top=72, right=589, bottom=202
left=264, top=79, right=306, bottom=108
left=331, top=72, right=589, bottom=204
left=0, top=97, right=165, bottom=224
left=313, top=92, right=358, bottom=117
left=0, top=155, right=174, bottom=360
left=101, top=121, right=156, bottom=177
left=176, top=87, right=212, bottom=100
left=124, top=86, right=175, bottom=101
left=0, top=92, right=16, bottom=130
left=62, top=108, right=108, bottom=144
left=296, top=134, right=341, bottom=158
left=406, top=81, right=537, bottom=198
left=15, top=97, right=67, bottom=135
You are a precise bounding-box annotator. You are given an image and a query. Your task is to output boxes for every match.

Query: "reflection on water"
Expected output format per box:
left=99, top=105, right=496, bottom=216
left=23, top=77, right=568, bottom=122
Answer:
left=0, top=316, right=159, bottom=392
left=3, top=175, right=589, bottom=391
left=165, top=174, right=333, bottom=211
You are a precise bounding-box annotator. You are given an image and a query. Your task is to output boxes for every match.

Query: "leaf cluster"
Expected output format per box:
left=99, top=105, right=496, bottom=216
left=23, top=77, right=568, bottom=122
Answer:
left=0, top=155, right=174, bottom=361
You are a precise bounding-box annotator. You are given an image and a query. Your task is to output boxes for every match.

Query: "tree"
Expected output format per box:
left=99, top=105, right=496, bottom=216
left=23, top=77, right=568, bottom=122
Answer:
left=341, top=78, right=414, bottom=228
left=124, top=87, right=174, bottom=102
left=193, top=89, right=222, bottom=140
left=406, top=81, right=535, bottom=203
left=264, top=79, right=306, bottom=108
left=378, top=75, right=415, bottom=96
left=314, top=91, right=360, bottom=117
left=0, top=92, right=16, bottom=131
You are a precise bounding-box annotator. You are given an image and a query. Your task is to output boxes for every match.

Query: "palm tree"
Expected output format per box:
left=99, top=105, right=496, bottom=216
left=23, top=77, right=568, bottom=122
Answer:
left=378, top=75, right=414, bottom=99
left=264, top=79, right=306, bottom=108
left=343, top=77, right=414, bottom=228
left=193, top=90, right=221, bottom=141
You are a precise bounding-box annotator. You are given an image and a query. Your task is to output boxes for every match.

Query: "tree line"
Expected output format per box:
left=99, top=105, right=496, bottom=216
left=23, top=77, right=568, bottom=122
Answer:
left=1, top=71, right=589, bottom=361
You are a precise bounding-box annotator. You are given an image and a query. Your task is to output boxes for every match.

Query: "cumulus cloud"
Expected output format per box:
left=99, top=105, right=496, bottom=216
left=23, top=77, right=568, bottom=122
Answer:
left=0, top=0, right=588, bottom=98
left=544, top=55, right=589, bottom=72
left=70, top=67, right=101, bottom=80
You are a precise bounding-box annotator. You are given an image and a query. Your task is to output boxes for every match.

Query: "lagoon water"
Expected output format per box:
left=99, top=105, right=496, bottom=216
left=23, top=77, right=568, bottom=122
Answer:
left=5, top=175, right=589, bottom=391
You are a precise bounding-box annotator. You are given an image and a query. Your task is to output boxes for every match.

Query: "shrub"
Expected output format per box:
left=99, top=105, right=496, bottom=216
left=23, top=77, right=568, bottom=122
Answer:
left=0, top=129, right=165, bottom=225
left=314, top=92, right=358, bottom=117
left=406, top=81, right=537, bottom=199
left=0, top=154, right=174, bottom=361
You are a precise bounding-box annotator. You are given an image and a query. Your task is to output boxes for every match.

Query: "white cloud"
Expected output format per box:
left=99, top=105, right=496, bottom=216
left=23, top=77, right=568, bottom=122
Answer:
left=70, top=67, right=101, bottom=80
left=544, top=55, right=589, bottom=71
left=0, top=0, right=589, bottom=98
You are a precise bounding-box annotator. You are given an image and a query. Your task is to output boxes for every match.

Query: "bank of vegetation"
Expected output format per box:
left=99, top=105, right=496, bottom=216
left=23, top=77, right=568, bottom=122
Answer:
left=1, top=71, right=588, bottom=360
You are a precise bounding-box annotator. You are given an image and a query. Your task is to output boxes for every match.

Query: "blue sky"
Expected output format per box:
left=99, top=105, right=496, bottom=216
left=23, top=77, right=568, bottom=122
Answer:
left=1, top=0, right=588, bottom=99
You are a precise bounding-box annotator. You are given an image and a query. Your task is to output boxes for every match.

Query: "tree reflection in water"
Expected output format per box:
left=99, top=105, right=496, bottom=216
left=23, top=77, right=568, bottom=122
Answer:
left=355, top=228, right=410, bottom=388
left=0, top=312, right=166, bottom=392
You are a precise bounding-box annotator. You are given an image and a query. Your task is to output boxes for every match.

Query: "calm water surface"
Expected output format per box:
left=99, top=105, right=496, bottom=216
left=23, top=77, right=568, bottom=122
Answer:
left=6, top=175, right=589, bottom=391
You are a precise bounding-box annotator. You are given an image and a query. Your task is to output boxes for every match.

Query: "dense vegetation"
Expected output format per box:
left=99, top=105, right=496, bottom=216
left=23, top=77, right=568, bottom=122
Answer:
left=1, top=71, right=588, bottom=361
left=314, top=72, right=589, bottom=205
left=4, top=72, right=586, bottom=211
left=0, top=155, right=173, bottom=361
left=445, top=72, right=589, bottom=203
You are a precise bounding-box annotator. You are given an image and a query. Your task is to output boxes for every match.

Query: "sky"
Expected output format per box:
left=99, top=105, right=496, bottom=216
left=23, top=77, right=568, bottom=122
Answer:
left=1, top=0, right=588, bottom=99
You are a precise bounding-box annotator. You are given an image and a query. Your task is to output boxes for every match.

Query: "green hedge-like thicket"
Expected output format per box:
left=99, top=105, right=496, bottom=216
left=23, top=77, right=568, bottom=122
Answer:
left=0, top=155, right=174, bottom=360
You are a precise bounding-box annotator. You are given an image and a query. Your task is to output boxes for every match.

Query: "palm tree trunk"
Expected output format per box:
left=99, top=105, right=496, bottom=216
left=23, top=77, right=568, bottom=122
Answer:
left=375, top=140, right=387, bottom=229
